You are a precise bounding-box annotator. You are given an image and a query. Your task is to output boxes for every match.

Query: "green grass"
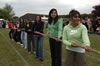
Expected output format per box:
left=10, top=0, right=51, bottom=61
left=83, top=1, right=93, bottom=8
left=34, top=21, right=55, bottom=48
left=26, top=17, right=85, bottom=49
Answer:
left=0, top=28, right=100, bottom=66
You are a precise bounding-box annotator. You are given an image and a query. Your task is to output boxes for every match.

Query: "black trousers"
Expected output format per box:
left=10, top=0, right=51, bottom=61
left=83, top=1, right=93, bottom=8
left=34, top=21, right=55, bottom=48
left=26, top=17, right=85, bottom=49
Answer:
left=18, top=31, right=22, bottom=43
left=93, top=26, right=97, bottom=33
left=13, top=30, right=18, bottom=42
left=9, top=30, right=14, bottom=39
left=49, top=38, right=62, bottom=66
left=27, top=34, right=34, bottom=52
left=14, top=30, right=22, bottom=43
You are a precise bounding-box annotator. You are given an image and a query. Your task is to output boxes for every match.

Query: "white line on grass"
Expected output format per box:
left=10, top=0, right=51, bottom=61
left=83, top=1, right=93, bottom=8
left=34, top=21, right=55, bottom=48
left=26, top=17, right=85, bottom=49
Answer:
left=1, top=30, right=100, bottom=65
left=0, top=32, right=30, bottom=66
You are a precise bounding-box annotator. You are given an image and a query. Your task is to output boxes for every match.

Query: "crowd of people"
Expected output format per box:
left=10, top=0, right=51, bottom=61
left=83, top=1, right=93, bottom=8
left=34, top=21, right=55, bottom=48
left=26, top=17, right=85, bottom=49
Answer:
left=7, top=8, right=100, bottom=66
left=0, top=19, right=7, bottom=28
left=63, top=15, right=100, bottom=35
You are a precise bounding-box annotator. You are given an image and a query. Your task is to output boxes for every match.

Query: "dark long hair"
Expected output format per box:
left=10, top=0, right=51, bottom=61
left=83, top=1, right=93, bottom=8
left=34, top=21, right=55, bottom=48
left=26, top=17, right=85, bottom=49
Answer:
left=19, top=18, right=24, bottom=23
left=48, top=8, right=58, bottom=24
left=69, top=9, right=81, bottom=19
left=35, top=15, right=41, bottom=23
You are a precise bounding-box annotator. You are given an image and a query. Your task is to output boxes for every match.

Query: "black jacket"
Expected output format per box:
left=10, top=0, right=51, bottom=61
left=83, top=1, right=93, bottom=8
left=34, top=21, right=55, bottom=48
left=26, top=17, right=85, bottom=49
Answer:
left=33, top=21, right=44, bottom=35
left=19, top=22, right=26, bottom=31
left=25, top=22, right=34, bottom=34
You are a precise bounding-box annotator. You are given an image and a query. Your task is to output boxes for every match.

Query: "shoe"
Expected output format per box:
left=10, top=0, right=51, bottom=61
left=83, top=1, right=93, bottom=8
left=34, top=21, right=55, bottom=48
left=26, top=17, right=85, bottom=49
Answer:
left=28, top=52, right=31, bottom=54
left=20, top=44, right=24, bottom=47
left=24, top=47, right=27, bottom=49
left=35, top=56, right=38, bottom=58
left=33, top=51, right=36, bottom=54
left=40, top=59, right=43, bottom=61
left=16, top=42, right=20, bottom=44
left=12, top=39, right=14, bottom=40
left=20, top=44, right=23, bottom=45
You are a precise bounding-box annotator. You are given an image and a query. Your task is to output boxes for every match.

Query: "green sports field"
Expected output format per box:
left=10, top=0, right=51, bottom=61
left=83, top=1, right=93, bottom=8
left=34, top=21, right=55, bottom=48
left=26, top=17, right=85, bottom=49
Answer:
left=0, top=28, right=100, bottom=66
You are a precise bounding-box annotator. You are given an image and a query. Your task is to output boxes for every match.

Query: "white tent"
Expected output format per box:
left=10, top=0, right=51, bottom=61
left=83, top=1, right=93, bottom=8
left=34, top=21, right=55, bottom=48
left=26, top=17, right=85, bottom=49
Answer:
left=41, top=16, right=48, bottom=20
left=0, top=19, right=4, bottom=20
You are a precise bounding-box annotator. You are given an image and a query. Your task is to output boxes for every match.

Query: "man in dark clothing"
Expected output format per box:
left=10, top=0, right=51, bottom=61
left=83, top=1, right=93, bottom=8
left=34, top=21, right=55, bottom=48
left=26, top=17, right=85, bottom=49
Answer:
left=91, top=18, right=97, bottom=33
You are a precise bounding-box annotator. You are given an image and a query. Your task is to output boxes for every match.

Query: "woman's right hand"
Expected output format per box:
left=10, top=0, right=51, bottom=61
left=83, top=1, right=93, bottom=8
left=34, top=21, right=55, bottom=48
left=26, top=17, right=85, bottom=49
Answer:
left=71, top=43, right=78, bottom=47
left=46, top=34, right=51, bottom=38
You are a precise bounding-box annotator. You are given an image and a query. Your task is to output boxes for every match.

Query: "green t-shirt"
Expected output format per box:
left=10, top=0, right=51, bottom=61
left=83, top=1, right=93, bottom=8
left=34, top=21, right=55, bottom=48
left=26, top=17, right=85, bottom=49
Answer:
left=48, top=18, right=63, bottom=38
left=63, top=23, right=90, bottom=50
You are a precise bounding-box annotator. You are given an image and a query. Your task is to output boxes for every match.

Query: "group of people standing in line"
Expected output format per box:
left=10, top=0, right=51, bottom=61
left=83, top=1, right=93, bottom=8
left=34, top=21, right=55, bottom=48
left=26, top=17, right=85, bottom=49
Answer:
left=8, top=8, right=92, bottom=66
left=8, top=15, right=44, bottom=61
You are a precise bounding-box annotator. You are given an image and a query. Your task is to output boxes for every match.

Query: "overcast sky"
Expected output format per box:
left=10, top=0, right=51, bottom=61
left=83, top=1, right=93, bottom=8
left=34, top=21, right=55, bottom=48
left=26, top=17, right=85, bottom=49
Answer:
left=0, top=0, right=99, bottom=17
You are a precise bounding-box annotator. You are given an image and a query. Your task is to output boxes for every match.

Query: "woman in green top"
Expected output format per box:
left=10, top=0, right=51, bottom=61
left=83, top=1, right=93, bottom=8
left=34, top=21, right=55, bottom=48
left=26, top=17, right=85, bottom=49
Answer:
left=63, top=10, right=91, bottom=66
left=47, top=8, right=63, bottom=66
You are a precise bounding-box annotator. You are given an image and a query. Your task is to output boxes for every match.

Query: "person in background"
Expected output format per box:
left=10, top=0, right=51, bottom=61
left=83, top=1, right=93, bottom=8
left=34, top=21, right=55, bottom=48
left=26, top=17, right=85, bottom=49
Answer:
left=8, top=20, right=14, bottom=40
left=13, top=23, right=17, bottom=42
left=25, top=19, right=34, bottom=54
left=0, top=20, right=3, bottom=28
left=47, top=8, right=63, bottom=66
left=91, top=17, right=97, bottom=33
left=13, top=23, right=21, bottom=44
left=19, top=18, right=27, bottom=49
left=82, top=17, right=88, bottom=30
left=16, top=22, right=22, bottom=44
left=96, top=16, right=100, bottom=35
left=33, top=15, right=44, bottom=61
left=96, top=16, right=100, bottom=28
left=63, top=9, right=90, bottom=66
left=2, top=21, right=6, bottom=28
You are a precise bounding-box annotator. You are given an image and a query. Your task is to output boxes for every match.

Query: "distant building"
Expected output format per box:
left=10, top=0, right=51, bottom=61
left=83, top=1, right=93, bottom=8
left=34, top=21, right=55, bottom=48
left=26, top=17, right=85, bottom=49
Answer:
left=20, top=13, right=48, bottom=21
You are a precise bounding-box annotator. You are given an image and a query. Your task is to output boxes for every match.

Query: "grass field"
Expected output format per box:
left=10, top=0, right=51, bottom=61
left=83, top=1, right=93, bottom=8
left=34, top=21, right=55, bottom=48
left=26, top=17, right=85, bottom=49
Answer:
left=0, top=28, right=100, bottom=66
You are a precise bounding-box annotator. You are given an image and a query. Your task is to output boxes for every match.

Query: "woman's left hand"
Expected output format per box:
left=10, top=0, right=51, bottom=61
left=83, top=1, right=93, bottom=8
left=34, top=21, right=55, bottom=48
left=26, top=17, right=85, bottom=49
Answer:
left=55, top=38, right=61, bottom=42
left=84, top=46, right=90, bottom=51
left=42, top=34, right=46, bottom=36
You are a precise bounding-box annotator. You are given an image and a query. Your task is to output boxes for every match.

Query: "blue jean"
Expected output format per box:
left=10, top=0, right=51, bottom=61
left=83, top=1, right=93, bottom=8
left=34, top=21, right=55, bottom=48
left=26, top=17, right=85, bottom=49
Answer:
left=34, top=36, right=44, bottom=59
left=21, top=31, right=27, bottom=48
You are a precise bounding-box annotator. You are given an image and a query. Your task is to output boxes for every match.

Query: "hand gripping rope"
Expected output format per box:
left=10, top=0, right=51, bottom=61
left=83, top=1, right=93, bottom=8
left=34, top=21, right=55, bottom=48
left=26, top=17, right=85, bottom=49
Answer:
left=34, top=32, right=100, bottom=55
